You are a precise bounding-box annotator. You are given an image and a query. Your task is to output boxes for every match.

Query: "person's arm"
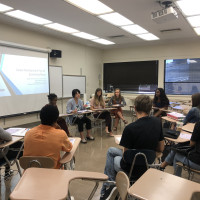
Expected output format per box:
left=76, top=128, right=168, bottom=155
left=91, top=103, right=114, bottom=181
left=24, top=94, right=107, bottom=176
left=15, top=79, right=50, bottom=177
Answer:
left=156, top=121, right=164, bottom=152
left=61, top=133, right=73, bottom=152
left=90, top=98, right=95, bottom=110
left=122, top=96, right=126, bottom=106
left=107, top=96, right=113, bottom=106
left=190, top=121, right=200, bottom=147
left=0, top=127, right=12, bottom=142
left=183, top=108, right=194, bottom=125
left=67, top=99, right=77, bottom=114
left=156, top=140, right=164, bottom=152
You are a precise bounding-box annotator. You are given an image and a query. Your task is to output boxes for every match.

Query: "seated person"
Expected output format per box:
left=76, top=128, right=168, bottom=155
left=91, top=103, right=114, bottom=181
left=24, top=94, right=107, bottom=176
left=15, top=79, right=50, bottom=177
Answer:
left=108, top=88, right=128, bottom=131
left=0, top=127, right=23, bottom=176
left=160, top=121, right=200, bottom=176
left=47, top=93, right=71, bottom=137
left=23, top=105, right=73, bottom=169
left=100, top=95, right=164, bottom=200
left=90, top=88, right=114, bottom=136
left=183, top=93, right=200, bottom=125
left=153, top=88, right=169, bottom=117
left=67, top=89, right=94, bottom=144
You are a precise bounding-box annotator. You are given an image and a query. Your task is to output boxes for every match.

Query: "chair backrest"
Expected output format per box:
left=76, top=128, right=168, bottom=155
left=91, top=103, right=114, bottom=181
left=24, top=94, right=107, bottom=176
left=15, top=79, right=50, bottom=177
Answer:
left=123, top=149, right=156, bottom=179
left=116, top=171, right=130, bottom=200
left=19, top=156, right=54, bottom=170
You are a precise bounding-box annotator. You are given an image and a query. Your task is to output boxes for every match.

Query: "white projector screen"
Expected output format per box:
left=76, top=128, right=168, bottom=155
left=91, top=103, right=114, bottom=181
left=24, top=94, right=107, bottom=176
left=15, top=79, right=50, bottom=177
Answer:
left=0, top=45, right=49, bottom=117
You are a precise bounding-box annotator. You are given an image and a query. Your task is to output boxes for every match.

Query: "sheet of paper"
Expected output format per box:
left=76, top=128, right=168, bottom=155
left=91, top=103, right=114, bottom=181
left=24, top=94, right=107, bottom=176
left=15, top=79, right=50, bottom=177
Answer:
left=117, top=136, right=121, bottom=143
left=6, top=128, right=29, bottom=136
left=69, top=138, right=75, bottom=145
left=179, top=133, right=192, bottom=140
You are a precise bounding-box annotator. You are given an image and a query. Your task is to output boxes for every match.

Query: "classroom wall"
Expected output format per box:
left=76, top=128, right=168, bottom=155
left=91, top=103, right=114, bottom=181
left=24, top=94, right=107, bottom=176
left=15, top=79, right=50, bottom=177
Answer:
left=102, top=40, right=200, bottom=109
left=0, top=22, right=103, bottom=128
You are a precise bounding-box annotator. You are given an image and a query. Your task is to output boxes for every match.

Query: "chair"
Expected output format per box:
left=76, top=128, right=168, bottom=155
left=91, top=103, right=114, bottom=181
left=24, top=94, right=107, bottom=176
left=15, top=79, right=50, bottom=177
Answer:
left=19, top=156, right=54, bottom=170
left=123, top=149, right=156, bottom=183
left=116, top=171, right=130, bottom=200
left=176, top=162, right=200, bottom=180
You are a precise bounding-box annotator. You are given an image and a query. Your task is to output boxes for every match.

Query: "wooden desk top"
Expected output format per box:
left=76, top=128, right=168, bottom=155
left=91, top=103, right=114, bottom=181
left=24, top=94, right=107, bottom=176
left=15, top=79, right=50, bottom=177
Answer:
left=93, top=107, right=117, bottom=112
left=162, top=116, right=177, bottom=123
left=59, top=110, right=94, bottom=117
left=0, top=136, right=23, bottom=149
left=60, top=137, right=81, bottom=164
left=182, top=123, right=195, bottom=133
left=128, top=168, right=200, bottom=200
left=10, top=168, right=108, bottom=200
left=164, top=130, right=192, bottom=143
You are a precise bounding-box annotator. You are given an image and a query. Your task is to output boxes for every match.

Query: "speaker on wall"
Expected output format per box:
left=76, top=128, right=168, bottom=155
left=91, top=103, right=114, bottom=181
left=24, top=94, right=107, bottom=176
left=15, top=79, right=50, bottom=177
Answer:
left=50, top=50, right=62, bottom=58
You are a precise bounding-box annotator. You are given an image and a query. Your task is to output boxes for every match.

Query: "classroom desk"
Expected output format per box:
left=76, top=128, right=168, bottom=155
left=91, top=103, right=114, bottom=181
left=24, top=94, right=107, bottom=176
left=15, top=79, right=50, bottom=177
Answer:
left=0, top=136, right=24, bottom=176
left=182, top=123, right=195, bottom=133
left=152, top=107, right=170, bottom=113
left=60, top=137, right=81, bottom=169
left=162, top=116, right=178, bottom=123
left=10, top=168, right=108, bottom=200
left=164, top=130, right=192, bottom=143
left=59, top=110, right=94, bottom=118
left=128, top=168, right=200, bottom=200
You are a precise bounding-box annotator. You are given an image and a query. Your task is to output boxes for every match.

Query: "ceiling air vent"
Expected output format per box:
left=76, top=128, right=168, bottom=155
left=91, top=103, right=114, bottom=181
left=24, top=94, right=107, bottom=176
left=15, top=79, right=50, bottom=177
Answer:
left=160, top=28, right=181, bottom=33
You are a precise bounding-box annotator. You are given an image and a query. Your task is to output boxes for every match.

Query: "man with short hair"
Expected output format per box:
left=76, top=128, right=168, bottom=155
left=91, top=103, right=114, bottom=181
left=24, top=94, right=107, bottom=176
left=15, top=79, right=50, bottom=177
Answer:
left=100, top=95, right=164, bottom=200
left=23, top=105, right=73, bottom=169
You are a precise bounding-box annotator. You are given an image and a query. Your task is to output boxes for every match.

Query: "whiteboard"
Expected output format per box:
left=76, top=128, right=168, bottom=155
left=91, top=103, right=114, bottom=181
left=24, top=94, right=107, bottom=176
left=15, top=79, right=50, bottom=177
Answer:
left=63, top=75, right=86, bottom=98
left=49, top=66, right=63, bottom=98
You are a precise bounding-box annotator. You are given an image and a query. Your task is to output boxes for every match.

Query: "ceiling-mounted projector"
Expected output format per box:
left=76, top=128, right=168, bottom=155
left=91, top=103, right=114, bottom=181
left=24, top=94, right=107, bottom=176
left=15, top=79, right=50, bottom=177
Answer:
left=151, top=6, right=178, bottom=24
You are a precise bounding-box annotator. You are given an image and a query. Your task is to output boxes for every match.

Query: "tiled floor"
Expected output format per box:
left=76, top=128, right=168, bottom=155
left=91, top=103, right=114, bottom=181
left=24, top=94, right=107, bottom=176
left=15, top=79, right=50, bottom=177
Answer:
left=1, top=114, right=200, bottom=200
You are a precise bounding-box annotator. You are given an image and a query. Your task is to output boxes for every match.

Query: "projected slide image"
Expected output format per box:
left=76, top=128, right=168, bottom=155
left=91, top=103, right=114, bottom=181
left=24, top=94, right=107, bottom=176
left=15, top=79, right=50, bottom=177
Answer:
left=0, top=54, right=49, bottom=95
left=0, top=75, right=11, bottom=97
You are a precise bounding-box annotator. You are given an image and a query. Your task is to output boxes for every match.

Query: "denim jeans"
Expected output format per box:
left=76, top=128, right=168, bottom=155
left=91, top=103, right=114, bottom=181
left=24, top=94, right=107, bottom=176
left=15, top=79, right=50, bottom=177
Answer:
left=101, top=147, right=123, bottom=195
left=165, top=150, right=200, bottom=176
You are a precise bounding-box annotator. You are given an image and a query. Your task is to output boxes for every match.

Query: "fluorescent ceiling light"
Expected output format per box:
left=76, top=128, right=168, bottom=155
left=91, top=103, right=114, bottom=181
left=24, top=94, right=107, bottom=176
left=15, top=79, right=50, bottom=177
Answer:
left=65, top=0, right=113, bottom=15
left=121, top=24, right=148, bottom=35
left=5, top=10, right=52, bottom=25
left=92, top=38, right=115, bottom=45
left=194, top=27, right=200, bottom=35
left=45, top=23, right=79, bottom=33
left=187, top=16, right=200, bottom=27
left=176, top=0, right=200, bottom=16
left=136, top=33, right=159, bottom=41
left=98, top=12, right=133, bottom=26
left=72, top=32, right=98, bottom=40
left=0, top=3, right=13, bottom=12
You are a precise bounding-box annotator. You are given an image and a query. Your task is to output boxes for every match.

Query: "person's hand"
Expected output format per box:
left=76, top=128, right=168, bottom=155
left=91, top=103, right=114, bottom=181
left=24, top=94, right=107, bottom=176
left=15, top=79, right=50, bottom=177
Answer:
left=53, top=122, right=61, bottom=129
left=73, top=109, right=77, bottom=113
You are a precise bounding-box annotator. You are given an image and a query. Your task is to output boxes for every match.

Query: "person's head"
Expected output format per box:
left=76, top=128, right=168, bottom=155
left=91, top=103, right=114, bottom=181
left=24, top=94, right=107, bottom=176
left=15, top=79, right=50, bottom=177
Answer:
left=47, top=93, right=57, bottom=106
left=154, top=88, right=169, bottom=103
left=134, top=95, right=152, bottom=115
left=192, top=93, right=200, bottom=108
left=94, top=88, right=104, bottom=106
left=72, top=89, right=80, bottom=99
left=95, top=88, right=102, bottom=98
left=40, top=105, right=59, bottom=126
left=114, top=88, right=121, bottom=98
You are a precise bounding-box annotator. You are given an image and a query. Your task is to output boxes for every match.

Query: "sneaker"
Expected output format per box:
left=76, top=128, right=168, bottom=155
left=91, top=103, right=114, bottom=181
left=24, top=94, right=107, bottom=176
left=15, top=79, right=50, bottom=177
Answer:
left=86, top=136, right=95, bottom=140
left=81, top=138, right=87, bottom=143
left=100, top=185, right=116, bottom=200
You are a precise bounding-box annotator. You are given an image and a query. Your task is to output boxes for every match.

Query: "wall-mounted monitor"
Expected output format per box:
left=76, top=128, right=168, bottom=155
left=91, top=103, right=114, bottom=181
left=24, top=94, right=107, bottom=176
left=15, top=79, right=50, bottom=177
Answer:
left=103, top=60, right=158, bottom=93
left=164, top=58, right=200, bottom=95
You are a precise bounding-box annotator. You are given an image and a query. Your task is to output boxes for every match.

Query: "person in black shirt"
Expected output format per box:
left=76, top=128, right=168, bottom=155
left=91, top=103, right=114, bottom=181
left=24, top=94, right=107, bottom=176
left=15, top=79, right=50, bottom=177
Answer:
left=153, top=88, right=169, bottom=117
left=100, top=95, right=164, bottom=200
left=161, top=121, right=200, bottom=176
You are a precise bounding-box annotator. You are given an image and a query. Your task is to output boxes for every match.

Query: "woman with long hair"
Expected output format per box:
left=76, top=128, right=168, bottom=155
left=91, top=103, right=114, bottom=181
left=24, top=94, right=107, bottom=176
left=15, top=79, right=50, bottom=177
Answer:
left=108, top=88, right=128, bottom=131
left=90, top=88, right=114, bottom=136
left=183, top=93, right=200, bottom=125
left=153, top=88, right=169, bottom=117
